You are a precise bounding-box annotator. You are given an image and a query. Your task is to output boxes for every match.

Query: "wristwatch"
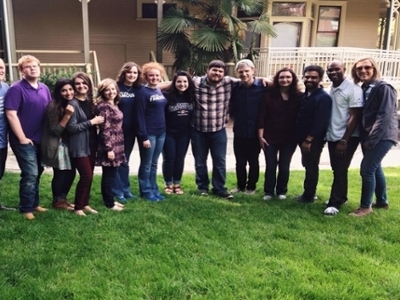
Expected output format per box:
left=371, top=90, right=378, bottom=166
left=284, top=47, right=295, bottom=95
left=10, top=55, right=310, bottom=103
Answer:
left=339, top=139, right=347, bottom=145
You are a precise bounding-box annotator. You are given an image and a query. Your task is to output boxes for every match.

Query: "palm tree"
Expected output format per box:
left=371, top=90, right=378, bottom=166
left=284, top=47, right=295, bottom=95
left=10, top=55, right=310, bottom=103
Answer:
left=157, top=0, right=276, bottom=75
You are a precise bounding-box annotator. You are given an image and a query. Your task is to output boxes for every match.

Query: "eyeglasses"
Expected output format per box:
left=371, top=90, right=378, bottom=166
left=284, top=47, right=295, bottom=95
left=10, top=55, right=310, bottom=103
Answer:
left=355, top=66, right=373, bottom=72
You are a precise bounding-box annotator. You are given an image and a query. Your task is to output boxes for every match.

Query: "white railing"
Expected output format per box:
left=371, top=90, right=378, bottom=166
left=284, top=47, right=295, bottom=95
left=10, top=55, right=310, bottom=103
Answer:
left=6, top=50, right=101, bottom=86
left=241, top=47, right=400, bottom=95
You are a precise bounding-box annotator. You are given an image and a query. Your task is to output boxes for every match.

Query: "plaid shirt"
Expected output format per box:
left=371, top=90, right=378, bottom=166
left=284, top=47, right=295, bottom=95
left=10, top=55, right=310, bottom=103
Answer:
left=192, top=76, right=240, bottom=132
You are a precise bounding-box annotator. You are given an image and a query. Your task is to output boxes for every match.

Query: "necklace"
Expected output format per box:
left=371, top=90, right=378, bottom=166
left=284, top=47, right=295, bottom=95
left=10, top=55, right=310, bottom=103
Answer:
left=124, top=85, right=133, bottom=92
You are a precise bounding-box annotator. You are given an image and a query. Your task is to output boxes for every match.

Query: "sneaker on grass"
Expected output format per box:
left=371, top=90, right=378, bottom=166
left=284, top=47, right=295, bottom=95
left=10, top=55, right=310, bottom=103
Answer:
left=324, top=207, right=339, bottom=216
left=263, top=195, right=272, bottom=201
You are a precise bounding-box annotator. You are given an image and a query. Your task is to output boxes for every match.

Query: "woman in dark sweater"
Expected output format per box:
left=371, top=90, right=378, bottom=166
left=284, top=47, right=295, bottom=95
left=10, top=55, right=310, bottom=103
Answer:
left=135, top=62, right=168, bottom=201
left=162, top=71, right=194, bottom=195
left=113, top=62, right=143, bottom=203
left=41, top=79, right=76, bottom=211
left=67, top=72, right=104, bottom=216
left=258, top=67, right=303, bottom=200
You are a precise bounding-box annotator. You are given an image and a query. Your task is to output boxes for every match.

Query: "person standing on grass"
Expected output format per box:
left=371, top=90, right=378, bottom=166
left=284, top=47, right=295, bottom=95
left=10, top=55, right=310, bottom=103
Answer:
left=258, top=67, right=302, bottom=201
left=323, top=61, right=364, bottom=216
left=41, top=79, right=76, bottom=211
left=162, top=70, right=195, bottom=195
left=229, top=59, right=265, bottom=195
left=0, top=58, right=15, bottom=212
left=191, top=60, right=241, bottom=200
left=113, top=62, right=143, bottom=203
left=96, top=78, right=126, bottom=212
left=67, top=72, right=104, bottom=216
left=294, top=65, right=332, bottom=203
left=135, top=62, right=168, bottom=202
left=349, top=57, right=398, bottom=217
left=5, top=55, right=51, bottom=220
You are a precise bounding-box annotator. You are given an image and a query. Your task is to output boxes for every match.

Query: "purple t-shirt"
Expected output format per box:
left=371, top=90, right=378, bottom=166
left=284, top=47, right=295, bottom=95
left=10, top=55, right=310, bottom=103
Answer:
left=5, top=79, right=51, bottom=144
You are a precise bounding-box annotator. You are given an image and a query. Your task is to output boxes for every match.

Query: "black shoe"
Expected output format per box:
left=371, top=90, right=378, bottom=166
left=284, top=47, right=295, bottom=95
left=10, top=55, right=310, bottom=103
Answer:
left=296, top=196, right=314, bottom=203
left=215, top=191, right=233, bottom=200
left=372, top=202, right=389, bottom=210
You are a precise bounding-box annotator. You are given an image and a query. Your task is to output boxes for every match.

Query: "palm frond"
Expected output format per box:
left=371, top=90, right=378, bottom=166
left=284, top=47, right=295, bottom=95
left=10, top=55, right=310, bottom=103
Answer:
left=247, top=14, right=277, bottom=37
left=192, top=28, right=230, bottom=52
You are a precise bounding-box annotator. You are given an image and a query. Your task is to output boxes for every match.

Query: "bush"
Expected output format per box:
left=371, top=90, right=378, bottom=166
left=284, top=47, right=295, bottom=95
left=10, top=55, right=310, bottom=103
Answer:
left=39, top=68, right=77, bottom=93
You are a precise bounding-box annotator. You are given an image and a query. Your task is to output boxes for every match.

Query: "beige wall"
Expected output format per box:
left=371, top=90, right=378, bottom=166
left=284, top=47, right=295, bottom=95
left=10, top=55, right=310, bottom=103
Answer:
left=12, top=0, right=174, bottom=79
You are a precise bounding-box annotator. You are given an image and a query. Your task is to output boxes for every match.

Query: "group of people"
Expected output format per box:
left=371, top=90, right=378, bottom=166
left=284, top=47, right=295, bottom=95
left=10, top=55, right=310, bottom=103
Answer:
left=0, top=54, right=397, bottom=220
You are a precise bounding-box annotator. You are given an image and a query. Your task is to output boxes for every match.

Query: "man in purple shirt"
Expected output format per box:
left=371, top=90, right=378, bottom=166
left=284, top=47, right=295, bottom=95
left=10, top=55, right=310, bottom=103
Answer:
left=5, top=55, right=51, bottom=220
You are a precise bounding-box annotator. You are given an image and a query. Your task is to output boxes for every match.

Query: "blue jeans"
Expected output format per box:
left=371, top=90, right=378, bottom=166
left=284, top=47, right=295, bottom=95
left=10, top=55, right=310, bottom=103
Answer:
left=263, top=141, right=297, bottom=196
left=162, top=133, right=190, bottom=185
left=113, top=133, right=135, bottom=197
left=11, top=143, right=44, bottom=213
left=299, top=139, right=325, bottom=200
left=138, top=133, right=165, bottom=197
left=191, top=128, right=227, bottom=193
left=102, top=166, right=118, bottom=208
left=360, top=140, right=394, bottom=208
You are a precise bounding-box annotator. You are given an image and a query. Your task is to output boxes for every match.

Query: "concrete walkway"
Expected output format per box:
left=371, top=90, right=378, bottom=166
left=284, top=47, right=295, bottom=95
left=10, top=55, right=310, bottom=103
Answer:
left=5, top=127, right=400, bottom=175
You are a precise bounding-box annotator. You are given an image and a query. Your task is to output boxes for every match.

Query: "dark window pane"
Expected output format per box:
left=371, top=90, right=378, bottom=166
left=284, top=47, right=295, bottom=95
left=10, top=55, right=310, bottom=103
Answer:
left=142, top=3, right=176, bottom=19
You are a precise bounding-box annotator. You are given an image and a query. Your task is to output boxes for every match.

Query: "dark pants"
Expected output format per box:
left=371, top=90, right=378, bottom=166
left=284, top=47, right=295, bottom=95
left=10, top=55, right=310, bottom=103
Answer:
left=233, top=136, right=260, bottom=191
left=191, top=128, right=227, bottom=193
left=113, top=133, right=135, bottom=197
left=71, top=153, right=95, bottom=210
left=263, top=141, right=297, bottom=196
left=102, top=166, right=118, bottom=208
left=0, top=147, right=6, bottom=180
left=10, top=143, right=44, bottom=213
left=327, top=137, right=359, bottom=208
left=299, top=139, right=325, bottom=200
left=52, top=167, right=76, bottom=202
left=162, top=133, right=190, bottom=185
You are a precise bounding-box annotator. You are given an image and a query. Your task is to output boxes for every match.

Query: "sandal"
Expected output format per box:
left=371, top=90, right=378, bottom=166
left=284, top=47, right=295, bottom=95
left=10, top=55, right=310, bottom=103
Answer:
left=173, top=185, right=184, bottom=195
left=165, top=185, right=173, bottom=194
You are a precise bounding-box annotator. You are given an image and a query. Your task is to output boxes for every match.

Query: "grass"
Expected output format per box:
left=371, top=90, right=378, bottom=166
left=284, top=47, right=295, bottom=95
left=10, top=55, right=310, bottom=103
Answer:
left=0, top=168, right=400, bottom=300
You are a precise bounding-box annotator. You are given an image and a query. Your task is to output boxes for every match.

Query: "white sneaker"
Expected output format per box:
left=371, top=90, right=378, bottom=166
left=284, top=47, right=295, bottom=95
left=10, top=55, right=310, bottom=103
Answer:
left=278, top=194, right=286, bottom=200
left=324, top=207, right=339, bottom=216
left=110, top=205, right=124, bottom=211
left=325, top=200, right=348, bottom=205
left=263, top=195, right=272, bottom=201
left=245, top=190, right=255, bottom=195
left=230, top=188, right=243, bottom=194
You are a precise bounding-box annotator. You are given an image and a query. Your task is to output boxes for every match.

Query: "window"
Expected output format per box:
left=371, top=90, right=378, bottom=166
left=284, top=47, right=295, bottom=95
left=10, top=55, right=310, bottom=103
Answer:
left=315, top=6, right=341, bottom=47
left=272, top=2, right=306, bottom=17
left=137, top=0, right=176, bottom=19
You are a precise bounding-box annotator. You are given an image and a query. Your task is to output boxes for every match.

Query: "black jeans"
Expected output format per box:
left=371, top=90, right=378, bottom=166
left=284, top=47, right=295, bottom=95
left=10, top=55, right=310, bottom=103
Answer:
left=327, top=137, right=360, bottom=208
left=299, top=139, right=325, bottom=200
left=263, top=141, right=297, bottom=196
left=101, top=166, right=118, bottom=208
left=52, top=168, right=76, bottom=202
left=233, top=136, right=261, bottom=191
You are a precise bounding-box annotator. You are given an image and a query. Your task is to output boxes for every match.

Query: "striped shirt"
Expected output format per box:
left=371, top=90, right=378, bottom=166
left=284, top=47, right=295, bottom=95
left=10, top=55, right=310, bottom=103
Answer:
left=192, top=76, right=240, bottom=132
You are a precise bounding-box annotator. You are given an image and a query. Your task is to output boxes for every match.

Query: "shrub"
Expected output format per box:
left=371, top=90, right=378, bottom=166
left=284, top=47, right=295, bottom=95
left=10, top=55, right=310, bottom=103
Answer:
left=39, top=68, right=77, bottom=93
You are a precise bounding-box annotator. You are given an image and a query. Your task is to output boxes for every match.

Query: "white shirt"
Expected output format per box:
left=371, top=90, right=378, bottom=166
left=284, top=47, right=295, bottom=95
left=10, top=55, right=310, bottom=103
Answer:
left=326, top=78, right=364, bottom=141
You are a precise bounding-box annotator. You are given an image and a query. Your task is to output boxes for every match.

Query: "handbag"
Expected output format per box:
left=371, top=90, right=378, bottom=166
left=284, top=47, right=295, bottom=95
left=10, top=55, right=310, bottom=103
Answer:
left=57, top=140, right=72, bottom=170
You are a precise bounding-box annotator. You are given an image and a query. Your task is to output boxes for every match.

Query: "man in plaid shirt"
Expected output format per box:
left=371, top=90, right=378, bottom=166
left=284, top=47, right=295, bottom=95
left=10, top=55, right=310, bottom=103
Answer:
left=191, top=60, right=240, bottom=199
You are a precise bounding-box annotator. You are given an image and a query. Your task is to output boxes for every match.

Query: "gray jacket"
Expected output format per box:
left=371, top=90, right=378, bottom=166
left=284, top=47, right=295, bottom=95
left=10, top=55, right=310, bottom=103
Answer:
left=361, top=80, right=398, bottom=147
left=67, top=99, right=94, bottom=158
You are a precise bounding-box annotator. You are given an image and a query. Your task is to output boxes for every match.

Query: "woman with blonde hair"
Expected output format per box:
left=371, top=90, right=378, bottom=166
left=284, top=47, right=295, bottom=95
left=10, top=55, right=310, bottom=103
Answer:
left=67, top=72, right=104, bottom=216
left=96, top=78, right=126, bottom=211
left=135, top=62, right=168, bottom=201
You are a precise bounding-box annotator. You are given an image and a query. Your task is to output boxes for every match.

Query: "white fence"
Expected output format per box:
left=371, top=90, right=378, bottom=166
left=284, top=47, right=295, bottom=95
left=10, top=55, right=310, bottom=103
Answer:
left=241, top=47, right=400, bottom=95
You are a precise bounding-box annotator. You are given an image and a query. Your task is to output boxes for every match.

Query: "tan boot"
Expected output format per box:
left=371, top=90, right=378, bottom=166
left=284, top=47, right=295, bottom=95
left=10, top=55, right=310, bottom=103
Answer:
left=34, top=206, right=48, bottom=213
left=23, top=212, right=35, bottom=220
left=349, top=207, right=373, bottom=217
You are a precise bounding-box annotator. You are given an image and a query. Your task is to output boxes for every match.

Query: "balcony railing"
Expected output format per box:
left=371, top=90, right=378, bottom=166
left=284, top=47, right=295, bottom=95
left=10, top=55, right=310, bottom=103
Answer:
left=240, top=47, right=400, bottom=95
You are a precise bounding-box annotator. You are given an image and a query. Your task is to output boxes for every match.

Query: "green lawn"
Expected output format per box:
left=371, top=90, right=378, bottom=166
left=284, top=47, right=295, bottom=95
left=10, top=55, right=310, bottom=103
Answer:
left=1, top=168, right=399, bottom=300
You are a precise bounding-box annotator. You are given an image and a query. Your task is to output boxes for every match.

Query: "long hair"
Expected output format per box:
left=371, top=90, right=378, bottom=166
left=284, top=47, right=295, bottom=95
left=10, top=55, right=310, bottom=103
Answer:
left=116, top=62, right=142, bottom=87
left=96, top=78, right=121, bottom=105
left=351, top=57, right=381, bottom=84
left=72, top=71, right=95, bottom=110
left=164, top=70, right=195, bottom=105
left=52, top=78, right=74, bottom=120
left=271, top=67, right=300, bottom=97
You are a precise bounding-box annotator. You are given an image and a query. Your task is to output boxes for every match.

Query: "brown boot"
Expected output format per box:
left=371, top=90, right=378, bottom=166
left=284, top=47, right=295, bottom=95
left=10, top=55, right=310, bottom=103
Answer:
left=52, top=200, right=74, bottom=211
left=34, top=206, right=48, bottom=213
left=349, top=207, right=373, bottom=217
left=23, top=212, right=35, bottom=220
